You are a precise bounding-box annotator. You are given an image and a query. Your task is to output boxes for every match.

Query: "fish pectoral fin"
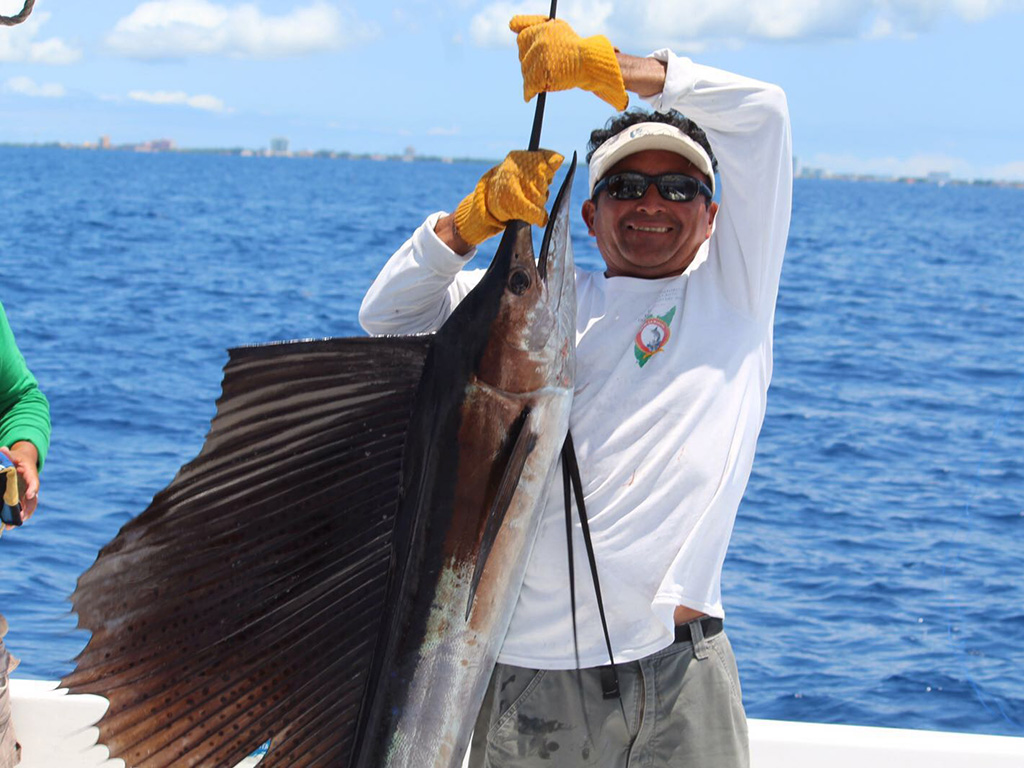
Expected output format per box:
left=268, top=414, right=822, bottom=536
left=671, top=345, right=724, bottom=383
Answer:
left=465, top=406, right=537, bottom=620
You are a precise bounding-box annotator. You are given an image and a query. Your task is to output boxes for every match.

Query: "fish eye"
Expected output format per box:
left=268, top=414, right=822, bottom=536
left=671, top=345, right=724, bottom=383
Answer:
left=508, top=269, right=531, bottom=295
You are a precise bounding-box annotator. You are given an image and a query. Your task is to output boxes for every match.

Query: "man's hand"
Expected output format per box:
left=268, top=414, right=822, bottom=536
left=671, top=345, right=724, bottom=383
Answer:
left=451, top=149, right=564, bottom=247
left=1, top=442, right=40, bottom=525
left=510, top=15, right=628, bottom=110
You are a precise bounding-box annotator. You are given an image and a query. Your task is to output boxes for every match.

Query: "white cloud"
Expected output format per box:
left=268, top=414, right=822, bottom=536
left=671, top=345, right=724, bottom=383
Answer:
left=866, top=15, right=895, bottom=38
left=633, top=0, right=866, bottom=43
left=106, top=0, right=378, bottom=59
left=469, top=0, right=1024, bottom=50
left=427, top=126, right=460, bottom=135
left=391, top=8, right=421, bottom=33
left=469, top=2, right=532, bottom=47
left=0, top=11, right=81, bottom=64
left=128, top=89, right=230, bottom=112
left=985, top=160, right=1024, bottom=181
left=950, top=0, right=1016, bottom=21
left=470, top=0, right=615, bottom=47
left=3, top=76, right=66, bottom=98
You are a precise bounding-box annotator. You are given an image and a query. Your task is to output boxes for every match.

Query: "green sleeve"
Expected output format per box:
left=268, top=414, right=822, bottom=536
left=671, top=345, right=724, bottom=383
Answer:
left=0, top=301, right=51, bottom=469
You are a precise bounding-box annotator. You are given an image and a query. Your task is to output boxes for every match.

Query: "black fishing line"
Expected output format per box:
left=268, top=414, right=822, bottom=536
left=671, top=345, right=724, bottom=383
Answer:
left=563, top=432, right=629, bottom=729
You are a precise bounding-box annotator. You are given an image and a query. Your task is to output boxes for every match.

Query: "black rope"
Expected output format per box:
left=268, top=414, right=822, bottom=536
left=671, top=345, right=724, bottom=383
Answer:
left=563, top=445, right=580, bottom=671
left=1, top=0, right=36, bottom=26
left=563, top=436, right=605, bottom=748
left=562, top=432, right=629, bottom=728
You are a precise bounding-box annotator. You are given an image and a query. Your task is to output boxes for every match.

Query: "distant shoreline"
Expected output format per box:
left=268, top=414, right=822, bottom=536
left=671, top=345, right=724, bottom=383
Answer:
left=794, top=168, right=1024, bottom=190
left=2, top=143, right=1022, bottom=189
left=0, top=141, right=495, bottom=166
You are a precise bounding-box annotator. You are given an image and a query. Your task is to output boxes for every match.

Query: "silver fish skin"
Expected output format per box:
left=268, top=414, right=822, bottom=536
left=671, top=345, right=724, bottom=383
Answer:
left=355, top=160, right=578, bottom=768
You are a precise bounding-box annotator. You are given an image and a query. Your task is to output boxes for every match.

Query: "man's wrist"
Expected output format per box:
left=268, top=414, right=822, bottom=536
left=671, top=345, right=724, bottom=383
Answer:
left=9, top=440, right=39, bottom=468
left=434, top=212, right=474, bottom=256
left=617, top=52, right=667, bottom=97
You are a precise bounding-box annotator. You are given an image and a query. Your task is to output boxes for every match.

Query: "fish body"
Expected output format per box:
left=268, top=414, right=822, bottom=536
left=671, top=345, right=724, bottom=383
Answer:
left=357, top=161, right=577, bottom=766
left=64, top=160, right=578, bottom=768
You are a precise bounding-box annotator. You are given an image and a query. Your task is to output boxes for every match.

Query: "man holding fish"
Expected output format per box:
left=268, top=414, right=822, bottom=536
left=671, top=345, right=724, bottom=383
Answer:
left=362, top=14, right=791, bottom=768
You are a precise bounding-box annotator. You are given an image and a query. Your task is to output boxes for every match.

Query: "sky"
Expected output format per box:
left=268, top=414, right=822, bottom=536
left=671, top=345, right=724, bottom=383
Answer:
left=2, top=0, right=1024, bottom=180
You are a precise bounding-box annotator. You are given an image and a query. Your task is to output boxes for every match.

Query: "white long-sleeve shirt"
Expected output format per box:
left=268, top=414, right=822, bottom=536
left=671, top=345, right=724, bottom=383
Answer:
left=360, top=51, right=792, bottom=668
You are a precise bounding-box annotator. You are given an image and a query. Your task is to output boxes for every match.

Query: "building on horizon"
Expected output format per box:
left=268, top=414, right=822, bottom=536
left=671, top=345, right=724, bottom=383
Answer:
left=131, top=139, right=175, bottom=152
left=270, top=137, right=289, bottom=155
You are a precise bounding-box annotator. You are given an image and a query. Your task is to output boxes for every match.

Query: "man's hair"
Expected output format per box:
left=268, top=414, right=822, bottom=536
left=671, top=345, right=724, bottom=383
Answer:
left=585, top=109, right=718, bottom=174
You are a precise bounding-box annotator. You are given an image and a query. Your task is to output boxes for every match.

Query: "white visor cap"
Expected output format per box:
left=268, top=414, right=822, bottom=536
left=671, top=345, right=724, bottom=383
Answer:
left=588, top=121, right=715, bottom=198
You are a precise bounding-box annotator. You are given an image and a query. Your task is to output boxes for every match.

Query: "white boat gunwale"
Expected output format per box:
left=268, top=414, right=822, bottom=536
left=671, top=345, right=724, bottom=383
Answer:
left=9, top=678, right=1024, bottom=767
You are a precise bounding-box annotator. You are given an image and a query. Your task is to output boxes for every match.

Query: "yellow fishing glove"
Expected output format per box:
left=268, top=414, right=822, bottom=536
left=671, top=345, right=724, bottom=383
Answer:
left=454, top=149, right=564, bottom=246
left=510, top=15, right=628, bottom=111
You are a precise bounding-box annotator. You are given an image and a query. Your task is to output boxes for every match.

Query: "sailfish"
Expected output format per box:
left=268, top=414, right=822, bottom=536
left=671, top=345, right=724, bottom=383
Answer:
left=63, top=153, right=580, bottom=767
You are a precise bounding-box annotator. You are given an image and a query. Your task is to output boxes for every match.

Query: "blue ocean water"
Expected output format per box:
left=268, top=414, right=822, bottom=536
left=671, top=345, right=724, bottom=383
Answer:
left=1, top=146, right=1022, bottom=737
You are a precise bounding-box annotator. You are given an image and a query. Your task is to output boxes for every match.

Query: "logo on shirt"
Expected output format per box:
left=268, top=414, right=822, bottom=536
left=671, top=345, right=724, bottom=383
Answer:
left=634, top=306, right=676, bottom=368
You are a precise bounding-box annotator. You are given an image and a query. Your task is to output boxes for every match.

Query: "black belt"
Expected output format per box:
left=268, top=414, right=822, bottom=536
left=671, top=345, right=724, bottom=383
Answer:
left=673, top=616, right=723, bottom=644
left=598, top=618, right=725, bottom=699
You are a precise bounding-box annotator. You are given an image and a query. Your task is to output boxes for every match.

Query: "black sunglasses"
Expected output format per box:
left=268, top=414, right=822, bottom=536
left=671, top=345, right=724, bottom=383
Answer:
left=593, top=172, right=713, bottom=203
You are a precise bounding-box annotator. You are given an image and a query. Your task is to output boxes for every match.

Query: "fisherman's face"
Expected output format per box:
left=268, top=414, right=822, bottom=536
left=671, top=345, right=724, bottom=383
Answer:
left=582, top=149, right=718, bottom=279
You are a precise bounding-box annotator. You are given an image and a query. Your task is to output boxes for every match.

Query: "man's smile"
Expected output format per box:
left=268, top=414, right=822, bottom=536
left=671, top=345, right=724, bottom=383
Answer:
left=626, top=223, right=673, bottom=233
left=626, top=221, right=675, bottom=233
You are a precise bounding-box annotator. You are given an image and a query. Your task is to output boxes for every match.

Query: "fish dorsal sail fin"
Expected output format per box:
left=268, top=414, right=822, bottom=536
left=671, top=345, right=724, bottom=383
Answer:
left=64, top=334, right=432, bottom=768
left=465, top=405, right=536, bottom=619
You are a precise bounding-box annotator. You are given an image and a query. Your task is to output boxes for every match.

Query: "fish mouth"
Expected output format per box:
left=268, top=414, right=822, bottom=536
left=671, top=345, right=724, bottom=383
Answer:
left=537, top=153, right=578, bottom=298
left=474, top=153, right=577, bottom=358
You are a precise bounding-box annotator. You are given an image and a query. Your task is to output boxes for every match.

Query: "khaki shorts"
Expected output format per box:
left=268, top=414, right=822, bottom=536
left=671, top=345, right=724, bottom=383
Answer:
left=470, top=618, right=748, bottom=768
